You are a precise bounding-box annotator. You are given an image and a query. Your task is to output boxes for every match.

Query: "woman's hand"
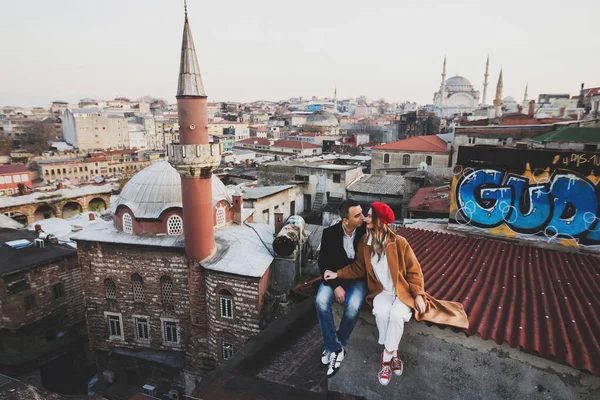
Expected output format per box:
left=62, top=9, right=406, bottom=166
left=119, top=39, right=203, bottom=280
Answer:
left=414, top=295, right=426, bottom=313
left=324, top=270, right=338, bottom=281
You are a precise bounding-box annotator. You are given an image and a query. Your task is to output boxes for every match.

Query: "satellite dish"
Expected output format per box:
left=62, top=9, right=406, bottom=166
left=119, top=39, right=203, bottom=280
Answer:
left=418, top=162, right=428, bottom=171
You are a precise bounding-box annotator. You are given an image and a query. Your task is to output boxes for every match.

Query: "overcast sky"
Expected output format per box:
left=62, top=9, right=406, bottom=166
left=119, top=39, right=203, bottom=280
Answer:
left=2, top=0, right=598, bottom=108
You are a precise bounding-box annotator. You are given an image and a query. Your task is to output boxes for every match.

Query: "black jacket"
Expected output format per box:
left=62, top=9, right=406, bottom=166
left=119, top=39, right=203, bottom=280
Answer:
left=318, top=221, right=367, bottom=290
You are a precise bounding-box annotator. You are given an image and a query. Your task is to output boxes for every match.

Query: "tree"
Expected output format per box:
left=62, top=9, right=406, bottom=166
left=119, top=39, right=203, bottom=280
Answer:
left=22, top=119, right=60, bottom=154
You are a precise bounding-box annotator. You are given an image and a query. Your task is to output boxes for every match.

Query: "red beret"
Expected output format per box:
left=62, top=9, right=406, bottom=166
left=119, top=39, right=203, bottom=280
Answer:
left=371, top=202, right=395, bottom=225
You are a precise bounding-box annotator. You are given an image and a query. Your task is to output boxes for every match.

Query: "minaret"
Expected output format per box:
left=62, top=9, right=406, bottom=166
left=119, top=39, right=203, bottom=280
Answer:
left=440, top=55, right=447, bottom=107
left=523, top=82, right=528, bottom=103
left=482, top=55, right=490, bottom=105
left=493, top=68, right=504, bottom=118
left=334, top=87, right=338, bottom=112
left=169, top=1, right=220, bottom=262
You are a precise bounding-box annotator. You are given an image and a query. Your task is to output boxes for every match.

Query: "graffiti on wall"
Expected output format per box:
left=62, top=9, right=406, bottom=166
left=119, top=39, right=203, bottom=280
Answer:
left=450, top=161, right=600, bottom=249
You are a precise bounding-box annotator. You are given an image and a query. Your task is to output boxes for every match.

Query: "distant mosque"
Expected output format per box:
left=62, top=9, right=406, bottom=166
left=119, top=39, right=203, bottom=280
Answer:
left=433, top=55, right=504, bottom=119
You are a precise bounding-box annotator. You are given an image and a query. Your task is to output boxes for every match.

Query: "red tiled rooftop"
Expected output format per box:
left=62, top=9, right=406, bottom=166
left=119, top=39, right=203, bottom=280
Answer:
left=273, top=140, right=320, bottom=149
left=398, top=227, right=600, bottom=376
left=0, top=164, right=29, bottom=175
left=373, top=135, right=450, bottom=153
left=407, top=185, right=450, bottom=215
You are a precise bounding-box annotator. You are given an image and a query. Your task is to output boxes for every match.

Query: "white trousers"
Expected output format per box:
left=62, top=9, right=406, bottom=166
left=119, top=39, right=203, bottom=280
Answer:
left=372, top=291, right=413, bottom=351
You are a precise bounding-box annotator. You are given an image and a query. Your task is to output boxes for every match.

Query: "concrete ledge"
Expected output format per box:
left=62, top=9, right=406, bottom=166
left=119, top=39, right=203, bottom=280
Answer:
left=329, top=305, right=600, bottom=400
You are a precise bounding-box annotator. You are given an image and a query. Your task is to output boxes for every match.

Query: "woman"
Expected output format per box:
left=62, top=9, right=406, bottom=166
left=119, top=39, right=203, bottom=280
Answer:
left=324, top=202, right=468, bottom=386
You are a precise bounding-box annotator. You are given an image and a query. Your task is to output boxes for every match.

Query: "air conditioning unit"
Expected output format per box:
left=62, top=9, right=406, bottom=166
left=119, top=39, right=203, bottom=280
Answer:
left=142, top=384, right=156, bottom=397
left=167, top=389, right=180, bottom=400
left=102, top=370, right=115, bottom=384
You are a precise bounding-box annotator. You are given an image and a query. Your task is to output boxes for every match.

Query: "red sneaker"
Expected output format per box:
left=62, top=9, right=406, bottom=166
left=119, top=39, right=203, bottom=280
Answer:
left=378, top=355, right=392, bottom=386
left=391, top=354, right=403, bottom=376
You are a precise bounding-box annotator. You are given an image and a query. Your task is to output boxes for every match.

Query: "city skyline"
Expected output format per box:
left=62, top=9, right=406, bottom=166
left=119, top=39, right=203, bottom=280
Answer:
left=2, top=0, right=599, bottom=108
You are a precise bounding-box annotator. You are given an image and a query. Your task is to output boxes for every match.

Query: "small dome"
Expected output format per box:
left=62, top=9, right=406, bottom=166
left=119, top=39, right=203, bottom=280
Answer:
left=305, top=111, right=339, bottom=127
left=112, top=161, right=231, bottom=219
left=445, top=76, right=474, bottom=91
left=503, top=96, right=516, bottom=103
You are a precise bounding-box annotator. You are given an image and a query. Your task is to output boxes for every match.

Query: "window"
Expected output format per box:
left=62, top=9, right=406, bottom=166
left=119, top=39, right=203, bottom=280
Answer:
left=24, top=294, right=36, bottom=311
left=262, top=209, right=269, bottom=224
left=104, top=278, right=116, bottom=299
left=583, top=144, right=598, bottom=151
left=162, top=320, right=180, bottom=345
left=5, top=176, right=11, bottom=184
left=161, top=276, right=174, bottom=304
left=332, top=173, right=341, bottom=183
left=426, top=156, right=432, bottom=166
left=122, top=213, right=133, bottom=233
left=106, top=313, right=123, bottom=340
left=52, top=283, right=65, bottom=300
left=222, top=341, right=234, bottom=360
left=468, top=137, right=476, bottom=144
left=219, top=290, right=233, bottom=319
left=402, top=154, right=411, bottom=166
left=167, top=215, right=183, bottom=235
left=13, top=175, right=20, bottom=183
left=0, top=177, right=4, bottom=184
left=131, top=274, right=145, bottom=302
left=216, top=207, right=226, bottom=227
left=134, top=316, right=150, bottom=342
left=383, top=153, right=390, bottom=164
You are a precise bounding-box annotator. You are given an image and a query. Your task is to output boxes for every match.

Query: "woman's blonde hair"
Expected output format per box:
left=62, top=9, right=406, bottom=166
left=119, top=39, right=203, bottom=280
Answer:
left=370, top=209, right=397, bottom=262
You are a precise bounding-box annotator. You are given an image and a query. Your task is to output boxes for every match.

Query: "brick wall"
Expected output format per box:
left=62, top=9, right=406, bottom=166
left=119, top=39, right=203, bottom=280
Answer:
left=205, top=270, right=261, bottom=363
left=0, top=255, right=83, bottom=331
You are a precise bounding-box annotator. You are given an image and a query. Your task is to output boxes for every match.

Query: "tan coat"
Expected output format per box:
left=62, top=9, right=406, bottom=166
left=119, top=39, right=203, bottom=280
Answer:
left=337, top=233, right=469, bottom=330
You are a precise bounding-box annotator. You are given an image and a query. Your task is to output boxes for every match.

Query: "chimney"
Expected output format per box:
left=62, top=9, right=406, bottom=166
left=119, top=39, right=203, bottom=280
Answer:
left=89, top=213, right=96, bottom=221
left=518, top=105, right=523, bottom=114
left=528, top=100, right=535, bottom=117
left=232, top=192, right=243, bottom=225
left=57, top=182, right=63, bottom=189
left=560, top=107, right=567, bottom=117
left=274, top=212, right=285, bottom=235
left=34, top=224, right=42, bottom=232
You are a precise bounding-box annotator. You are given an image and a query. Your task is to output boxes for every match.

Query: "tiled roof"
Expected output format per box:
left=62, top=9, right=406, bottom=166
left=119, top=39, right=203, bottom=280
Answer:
left=398, top=227, right=600, bottom=376
left=0, top=164, right=29, bottom=175
left=237, top=138, right=270, bottom=146
left=346, top=174, right=404, bottom=196
left=274, top=140, right=320, bottom=149
left=373, top=135, right=450, bottom=153
left=407, top=185, right=450, bottom=214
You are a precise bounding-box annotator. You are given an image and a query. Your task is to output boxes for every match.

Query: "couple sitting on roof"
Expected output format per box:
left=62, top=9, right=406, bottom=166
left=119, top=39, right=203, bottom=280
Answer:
left=316, top=199, right=469, bottom=386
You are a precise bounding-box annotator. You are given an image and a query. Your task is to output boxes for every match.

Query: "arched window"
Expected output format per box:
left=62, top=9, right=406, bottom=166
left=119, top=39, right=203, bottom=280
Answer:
left=426, top=155, right=432, bottom=166
left=161, top=276, right=174, bottom=304
left=122, top=213, right=133, bottom=233
left=383, top=153, right=390, bottom=164
left=216, top=207, right=226, bottom=227
left=131, top=274, right=145, bottom=302
left=402, top=154, right=411, bottom=166
left=218, top=289, right=234, bottom=319
left=104, top=278, right=117, bottom=299
left=167, top=215, right=183, bottom=235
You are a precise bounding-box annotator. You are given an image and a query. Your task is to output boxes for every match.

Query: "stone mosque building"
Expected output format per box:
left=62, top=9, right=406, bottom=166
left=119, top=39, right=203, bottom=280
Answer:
left=73, top=6, right=279, bottom=398
left=433, top=55, right=505, bottom=119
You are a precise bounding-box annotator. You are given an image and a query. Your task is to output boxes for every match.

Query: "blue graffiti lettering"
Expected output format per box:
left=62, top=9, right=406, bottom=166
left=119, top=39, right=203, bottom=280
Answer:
left=456, top=169, right=600, bottom=245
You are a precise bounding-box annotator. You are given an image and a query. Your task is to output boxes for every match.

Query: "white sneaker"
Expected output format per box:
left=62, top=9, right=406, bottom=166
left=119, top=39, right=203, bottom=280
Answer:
left=327, top=348, right=346, bottom=378
left=321, top=350, right=330, bottom=365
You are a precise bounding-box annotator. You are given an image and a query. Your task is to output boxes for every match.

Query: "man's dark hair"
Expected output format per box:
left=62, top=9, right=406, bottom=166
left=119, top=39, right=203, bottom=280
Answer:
left=339, top=199, right=361, bottom=219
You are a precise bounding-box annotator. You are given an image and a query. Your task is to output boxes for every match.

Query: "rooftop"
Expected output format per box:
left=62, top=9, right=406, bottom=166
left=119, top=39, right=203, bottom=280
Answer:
left=346, top=174, right=405, bottom=196
left=398, top=226, right=600, bottom=376
left=373, top=135, right=450, bottom=153
left=0, top=183, right=117, bottom=208
left=0, top=228, right=77, bottom=277
left=242, top=185, right=295, bottom=200
left=0, top=164, right=29, bottom=175
left=531, top=127, right=600, bottom=143
left=407, top=185, right=450, bottom=214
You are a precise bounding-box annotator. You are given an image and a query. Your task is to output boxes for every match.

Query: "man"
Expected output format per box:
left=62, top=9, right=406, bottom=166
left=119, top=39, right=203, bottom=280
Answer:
left=316, top=199, right=367, bottom=378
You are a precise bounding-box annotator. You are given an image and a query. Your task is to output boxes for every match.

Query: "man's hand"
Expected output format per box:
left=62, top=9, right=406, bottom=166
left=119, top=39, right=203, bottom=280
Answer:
left=414, top=295, right=426, bottom=313
left=324, top=270, right=338, bottom=281
left=334, top=286, right=346, bottom=304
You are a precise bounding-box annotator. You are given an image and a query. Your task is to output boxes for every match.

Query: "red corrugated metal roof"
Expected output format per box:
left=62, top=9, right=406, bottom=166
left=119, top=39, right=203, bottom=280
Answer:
left=373, top=135, right=450, bottom=152
left=398, top=227, right=600, bottom=376
left=407, top=185, right=450, bottom=215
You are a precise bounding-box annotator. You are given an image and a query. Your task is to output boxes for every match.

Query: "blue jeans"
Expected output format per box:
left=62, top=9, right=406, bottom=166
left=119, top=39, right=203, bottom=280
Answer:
left=315, top=279, right=367, bottom=353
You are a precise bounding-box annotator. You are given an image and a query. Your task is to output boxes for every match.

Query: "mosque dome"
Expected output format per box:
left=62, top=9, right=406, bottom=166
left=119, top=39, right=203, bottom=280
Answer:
left=112, top=161, right=231, bottom=219
left=503, top=96, right=517, bottom=103
left=305, top=111, right=339, bottom=128
left=445, top=76, right=474, bottom=92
